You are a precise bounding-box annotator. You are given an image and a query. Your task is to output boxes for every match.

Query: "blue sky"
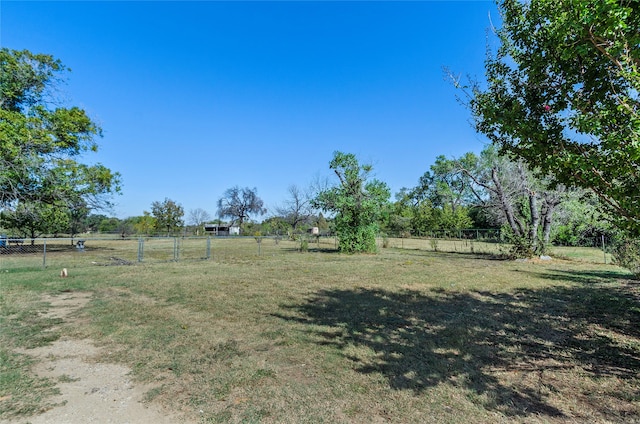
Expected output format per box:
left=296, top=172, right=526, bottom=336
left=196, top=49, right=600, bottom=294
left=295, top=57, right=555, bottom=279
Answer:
left=2, top=1, right=498, bottom=220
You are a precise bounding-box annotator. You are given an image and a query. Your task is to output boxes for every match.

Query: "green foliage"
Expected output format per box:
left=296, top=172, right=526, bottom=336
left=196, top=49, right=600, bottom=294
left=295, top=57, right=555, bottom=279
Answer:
left=130, top=211, right=156, bottom=235
left=453, top=145, right=567, bottom=257
left=611, top=238, right=640, bottom=279
left=313, top=152, right=390, bottom=253
left=552, top=191, right=615, bottom=246
left=387, top=155, right=479, bottom=236
left=429, top=238, right=439, bottom=252
left=299, top=236, right=309, bottom=252
left=466, top=0, right=640, bottom=235
left=1, top=202, right=69, bottom=238
left=261, top=216, right=291, bottom=236
left=433, top=204, right=473, bottom=231
left=151, top=198, right=184, bottom=235
left=500, top=226, right=537, bottom=259
left=68, top=201, right=90, bottom=237
left=98, top=217, right=121, bottom=233
left=0, top=48, right=121, bottom=212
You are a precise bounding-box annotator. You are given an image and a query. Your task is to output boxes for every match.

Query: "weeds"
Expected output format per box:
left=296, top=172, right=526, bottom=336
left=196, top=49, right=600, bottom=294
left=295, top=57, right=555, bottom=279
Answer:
left=1, top=239, right=639, bottom=423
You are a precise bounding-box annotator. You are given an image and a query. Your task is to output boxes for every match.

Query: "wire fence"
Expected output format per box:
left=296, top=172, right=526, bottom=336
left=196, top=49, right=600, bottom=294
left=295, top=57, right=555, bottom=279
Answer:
left=0, top=235, right=340, bottom=271
left=0, top=232, right=614, bottom=272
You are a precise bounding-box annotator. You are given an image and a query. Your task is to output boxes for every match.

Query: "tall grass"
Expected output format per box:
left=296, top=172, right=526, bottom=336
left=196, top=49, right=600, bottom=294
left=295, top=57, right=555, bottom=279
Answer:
left=1, top=240, right=639, bottom=423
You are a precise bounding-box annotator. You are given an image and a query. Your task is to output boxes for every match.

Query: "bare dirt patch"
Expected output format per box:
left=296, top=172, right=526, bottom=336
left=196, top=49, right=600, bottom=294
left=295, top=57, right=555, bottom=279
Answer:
left=2, top=291, right=189, bottom=424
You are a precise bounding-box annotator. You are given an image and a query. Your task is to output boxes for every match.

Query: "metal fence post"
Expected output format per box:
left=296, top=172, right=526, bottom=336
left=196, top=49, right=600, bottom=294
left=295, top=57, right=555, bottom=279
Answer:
left=174, top=237, right=179, bottom=261
left=138, top=237, right=144, bottom=262
left=206, top=236, right=211, bottom=260
left=42, top=239, right=47, bottom=268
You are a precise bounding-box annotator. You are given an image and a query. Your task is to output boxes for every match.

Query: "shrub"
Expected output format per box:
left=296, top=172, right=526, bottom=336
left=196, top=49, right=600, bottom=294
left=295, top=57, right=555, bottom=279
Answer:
left=299, top=237, right=309, bottom=252
left=611, top=238, right=640, bottom=279
left=429, top=238, right=439, bottom=252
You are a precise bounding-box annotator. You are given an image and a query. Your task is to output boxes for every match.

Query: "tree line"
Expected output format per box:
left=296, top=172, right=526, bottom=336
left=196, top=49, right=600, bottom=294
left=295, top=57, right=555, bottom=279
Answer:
left=0, top=147, right=613, bottom=254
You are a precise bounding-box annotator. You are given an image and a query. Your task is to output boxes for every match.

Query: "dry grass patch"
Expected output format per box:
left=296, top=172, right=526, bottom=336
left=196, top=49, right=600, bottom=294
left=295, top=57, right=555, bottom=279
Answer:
left=1, top=241, right=639, bottom=423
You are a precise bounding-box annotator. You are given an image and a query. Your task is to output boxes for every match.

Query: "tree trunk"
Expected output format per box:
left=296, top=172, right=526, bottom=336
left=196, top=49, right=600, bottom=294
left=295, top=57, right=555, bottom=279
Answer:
left=541, top=192, right=561, bottom=246
left=528, top=190, right=540, bottom=251
left=492, top=168, right=524, bottom=237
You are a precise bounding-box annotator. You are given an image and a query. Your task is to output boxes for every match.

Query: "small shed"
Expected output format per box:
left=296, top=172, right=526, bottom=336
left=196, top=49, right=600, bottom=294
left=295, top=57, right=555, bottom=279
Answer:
left=204, top=224, right=240, bottom=236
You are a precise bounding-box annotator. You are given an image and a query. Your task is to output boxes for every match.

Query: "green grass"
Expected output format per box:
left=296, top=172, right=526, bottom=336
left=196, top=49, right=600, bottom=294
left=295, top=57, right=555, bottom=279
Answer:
left=0, top=291, right=64, bottom=419
left=1, top=239, right=639, bottom=423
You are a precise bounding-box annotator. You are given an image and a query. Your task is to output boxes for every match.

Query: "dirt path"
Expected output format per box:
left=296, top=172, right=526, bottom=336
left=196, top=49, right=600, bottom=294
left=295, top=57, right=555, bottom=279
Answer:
left=2, top=292, right=190, bottom=424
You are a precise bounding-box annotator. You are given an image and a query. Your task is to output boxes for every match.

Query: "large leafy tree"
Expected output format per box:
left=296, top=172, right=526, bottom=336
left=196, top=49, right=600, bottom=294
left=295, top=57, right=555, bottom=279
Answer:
left=1, top=201, right=69, bottom=241
left=151, top=198, right=184, bottom=235
left=428, top=155, right=477, bottom=212
left=387, top=155, right=476, bottom=236
left=457, top=146, right=566, bottom=256
left=464, top=0, right=640, bottom=234
left=0, top=48, right=121, bottom=216
left=131, top=211, right=156, bottom=235
left=313, top=151, right=390, bottom=253
left=216, top=186, right=266, bottom=234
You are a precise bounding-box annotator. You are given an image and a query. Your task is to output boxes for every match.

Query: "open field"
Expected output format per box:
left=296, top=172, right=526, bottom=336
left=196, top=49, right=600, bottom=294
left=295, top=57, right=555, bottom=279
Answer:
left=0, top=235, right=613, bottom=271
left=1, top=239, right=639, bottom=423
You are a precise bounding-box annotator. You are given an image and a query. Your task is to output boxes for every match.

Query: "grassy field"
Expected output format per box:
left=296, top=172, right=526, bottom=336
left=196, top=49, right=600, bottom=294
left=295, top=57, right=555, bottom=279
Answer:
left=1, top=239, right=639, bottom=423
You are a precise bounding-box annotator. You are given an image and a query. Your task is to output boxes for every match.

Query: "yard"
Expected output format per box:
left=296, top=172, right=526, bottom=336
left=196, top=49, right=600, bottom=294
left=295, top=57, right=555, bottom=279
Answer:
left=1, top=238, right=639, bottom=423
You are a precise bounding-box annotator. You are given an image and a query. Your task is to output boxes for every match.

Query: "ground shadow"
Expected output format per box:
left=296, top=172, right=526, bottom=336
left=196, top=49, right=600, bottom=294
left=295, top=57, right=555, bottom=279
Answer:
left=280, top=247, right=340, bottom=254
left=276, top=278, right=640, bottom=419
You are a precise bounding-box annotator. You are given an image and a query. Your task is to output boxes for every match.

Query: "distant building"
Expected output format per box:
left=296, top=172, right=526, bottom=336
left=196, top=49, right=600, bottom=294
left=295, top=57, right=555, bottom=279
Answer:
left=204, top=224, right=240, bottom=236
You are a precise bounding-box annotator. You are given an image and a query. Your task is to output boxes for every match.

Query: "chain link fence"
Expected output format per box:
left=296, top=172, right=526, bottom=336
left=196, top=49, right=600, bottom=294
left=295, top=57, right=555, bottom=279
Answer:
left=0, top=231, right=614, bottom=272
left=0, top=235, right=343, bottom=271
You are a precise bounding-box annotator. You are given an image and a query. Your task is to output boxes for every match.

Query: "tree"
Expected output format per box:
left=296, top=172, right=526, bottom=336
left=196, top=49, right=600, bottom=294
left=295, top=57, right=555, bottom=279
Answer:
left=386, top=156, right=477, bottom=237
left=1, top=202, right=69, bottom=242
left=85, top=214, right=108, bottom=233
left=261, top=216, right=290, bottom=236
left=188, top=208, right=211, bottom=235
left=552, top=190, right=615, bottom=246
left=457, top=146, right=565, bottom=256
left=216, top=186, right=266, bottom=234
left=429, top=155, right=476, bottom=212
left=312, top=151, right=390, bottom=253
left=98, top=217, right=121, bottom=233
left=461, top=0, right=640, bottom=234
left=68, top=200, right=90, bottom=242
left=275, top=184, right=314, bottom=234
left=151, top=198, right=184, bottom=235
left=131, top=211, right=156, bottom=235
left=0, top=48, right=121, bottom=213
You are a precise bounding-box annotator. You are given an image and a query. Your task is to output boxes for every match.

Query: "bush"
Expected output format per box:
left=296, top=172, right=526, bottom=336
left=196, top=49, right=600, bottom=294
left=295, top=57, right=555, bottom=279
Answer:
left=429, top=238, right=439, bottom=252
left=335, top=223, right=378, bottom=253
left=611, top=238, right=640, bottom=279
left=299, top=237, right=309, bottom=252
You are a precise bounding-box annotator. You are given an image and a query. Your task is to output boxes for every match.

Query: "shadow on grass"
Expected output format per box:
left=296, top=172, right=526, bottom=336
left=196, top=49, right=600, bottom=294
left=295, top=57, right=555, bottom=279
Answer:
left=277, top=277, right=640, bottom=419
left=280, top=247, right=340, bottom=254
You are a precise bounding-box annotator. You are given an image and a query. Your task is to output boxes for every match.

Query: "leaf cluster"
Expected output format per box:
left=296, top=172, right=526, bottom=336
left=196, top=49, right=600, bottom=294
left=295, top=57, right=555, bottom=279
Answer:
left=0, top=48, right=121, bottom=226
left=151, top=198, right=185, bottom=235
left=313, top=152, right=390, bottom=253
left=468, top=0, right=640, bottom=234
